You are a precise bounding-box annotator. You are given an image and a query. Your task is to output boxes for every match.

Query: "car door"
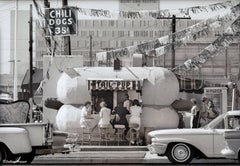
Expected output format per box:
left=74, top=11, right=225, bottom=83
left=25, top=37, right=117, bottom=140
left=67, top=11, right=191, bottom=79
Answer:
left=213, top=128, right=226, bottom=157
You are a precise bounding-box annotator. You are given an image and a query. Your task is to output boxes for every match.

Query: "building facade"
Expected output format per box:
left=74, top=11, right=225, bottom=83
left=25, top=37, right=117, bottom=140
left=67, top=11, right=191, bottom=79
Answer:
left=0, top=0, right=239, bottom=97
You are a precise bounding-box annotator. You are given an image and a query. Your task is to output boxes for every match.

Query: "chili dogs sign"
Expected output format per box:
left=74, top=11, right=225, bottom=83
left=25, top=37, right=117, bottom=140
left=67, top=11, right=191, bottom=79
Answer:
left=88, top=80, right=141, bottom=90
left=45, top=7, right=77, bottom=36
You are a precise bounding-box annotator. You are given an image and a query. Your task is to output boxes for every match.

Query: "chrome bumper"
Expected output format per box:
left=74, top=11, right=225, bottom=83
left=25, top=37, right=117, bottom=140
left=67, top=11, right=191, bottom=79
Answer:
left=221, top=147, right=236, bottom=159
left=147, top=142, right=167, bottom=155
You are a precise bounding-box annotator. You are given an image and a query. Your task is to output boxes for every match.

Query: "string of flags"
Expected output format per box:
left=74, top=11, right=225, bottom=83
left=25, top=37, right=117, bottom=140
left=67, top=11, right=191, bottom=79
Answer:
left=77, top=0, right=238, bottom=19
left=172, top=15, right=240, bottom=74
left=33, top=0, right=59, bottom=56
left=32, top=0, right=240, bottom=72
left=96, top=2, right=240, bottom=60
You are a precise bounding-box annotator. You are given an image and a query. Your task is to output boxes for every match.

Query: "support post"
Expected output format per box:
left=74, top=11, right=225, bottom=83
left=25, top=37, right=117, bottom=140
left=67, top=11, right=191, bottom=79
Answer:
left=156, top=15, right=191, bottom=69
left=29, top=4, right=33, bottom=98
left=90, top=35, right=92, bottom=66
left=171, top=15, right=176, bottom=69
left=44, top=0, right=52, bottom=55
left=29, top=4, right=33, bottom=123
left=62, top=0, right=71, bottom=55
left=13, top=0, right=19, bottom=101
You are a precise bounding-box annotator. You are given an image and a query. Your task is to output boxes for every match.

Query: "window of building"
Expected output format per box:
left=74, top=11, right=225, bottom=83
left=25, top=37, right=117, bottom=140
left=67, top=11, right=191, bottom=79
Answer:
left=112, top=31, right=115, bottom=37
left=100, top=20, right=104, bottom=27
left=124, top=20, right=132, bottom=28
left=121, top=41, right=126, bottom=47
left=89, top=30, right=95, bottom=36
left=81, top=30, right=88, bottom=37
left=93, top=20, right=100, bottom=27
left=93, top=41, right=98, bottom=48
left=159, top=31, right=164, bottom=36
left=118, top=30, right=124, bottom=37
left=130, top=31, right=134, bottom=37
left=118, top=20, right=124, bottom=28
left=110, top=40, right=116, bottom=48
left=107, top=31, right=111, bottom=37
left=84, top=40, right=88, bottom=48
left=150, top=31, right=153, bottom=37
left=96, top=31, right=99, bottom=37
left=109, top=20, right=115, bottom=27
left=98, top=31, right=102, bottom=37
left=101, top=40, right=108, bottom=48
left=116, top=41, right=119, bottom=48
left=144, top=20, right=147, bottom=27
left=102, top=30, right=107, bottom=37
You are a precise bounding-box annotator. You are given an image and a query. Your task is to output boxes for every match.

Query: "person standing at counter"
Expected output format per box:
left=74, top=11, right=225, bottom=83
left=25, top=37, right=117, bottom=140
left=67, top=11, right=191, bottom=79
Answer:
left=129, top=99, right=142, bottom=131
left=190, top=98, right=200, bottom=128
left=80, top=101, right=92, bottom=128
left=199, top=96, right=212, bottom=127
left=98, top=101, right=111, bottom=127
left=207, top=100, right=219, bottom=121
left=111, top=102, right=130, bottom=136
left=123, top=93, right=131, bottom=111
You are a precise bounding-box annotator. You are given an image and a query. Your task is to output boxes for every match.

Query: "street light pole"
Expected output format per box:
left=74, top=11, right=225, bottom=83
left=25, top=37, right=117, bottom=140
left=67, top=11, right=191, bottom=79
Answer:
left=29, top=4, right=33, bottom=98
left=13, top=0, right=19, bottom=101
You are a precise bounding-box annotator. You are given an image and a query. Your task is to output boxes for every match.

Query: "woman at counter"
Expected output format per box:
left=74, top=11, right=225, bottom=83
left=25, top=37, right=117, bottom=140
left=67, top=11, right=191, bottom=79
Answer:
left=111, top=102, right=130, bottom=136
left=80, top=101, right=92, bottom=128
left=129, top=99, right=142, bottom=131
left=98, top=101, right=111, bottom=128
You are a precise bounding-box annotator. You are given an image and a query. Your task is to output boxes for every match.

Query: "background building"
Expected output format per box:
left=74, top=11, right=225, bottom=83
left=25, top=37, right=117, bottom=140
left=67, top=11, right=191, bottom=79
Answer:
left=0, top=0, right=239, bottom=99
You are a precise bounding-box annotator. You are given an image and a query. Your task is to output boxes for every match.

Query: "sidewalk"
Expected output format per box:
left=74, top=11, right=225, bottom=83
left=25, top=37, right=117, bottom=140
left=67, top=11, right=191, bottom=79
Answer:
left=36, top=145, right=149, bottom=164
left=35, top=145, right=238, bottom=164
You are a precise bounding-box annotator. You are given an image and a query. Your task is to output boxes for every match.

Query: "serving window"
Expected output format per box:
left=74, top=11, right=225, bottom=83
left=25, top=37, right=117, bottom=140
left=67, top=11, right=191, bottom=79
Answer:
left=88, top=79, right=142, bottom=114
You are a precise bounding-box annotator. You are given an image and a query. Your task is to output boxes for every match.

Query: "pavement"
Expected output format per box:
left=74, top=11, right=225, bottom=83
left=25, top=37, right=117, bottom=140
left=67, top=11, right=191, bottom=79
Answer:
left=34, top=145, right=239, bottom=165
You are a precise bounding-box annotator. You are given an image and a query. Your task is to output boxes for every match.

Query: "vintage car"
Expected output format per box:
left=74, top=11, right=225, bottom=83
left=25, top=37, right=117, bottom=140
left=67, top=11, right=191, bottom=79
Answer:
left=147, top=110, right=240, bottom=164
left=221, top=114, right=240, bottom=163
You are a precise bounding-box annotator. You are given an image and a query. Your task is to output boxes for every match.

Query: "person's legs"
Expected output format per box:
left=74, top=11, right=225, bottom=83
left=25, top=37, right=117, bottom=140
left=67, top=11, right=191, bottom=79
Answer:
left=124, top=123, right=129, bottom=136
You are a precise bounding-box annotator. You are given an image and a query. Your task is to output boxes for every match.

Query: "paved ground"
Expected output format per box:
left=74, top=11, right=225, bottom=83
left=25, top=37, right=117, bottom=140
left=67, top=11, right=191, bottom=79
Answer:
left=30, top=146, right=240, bottom=165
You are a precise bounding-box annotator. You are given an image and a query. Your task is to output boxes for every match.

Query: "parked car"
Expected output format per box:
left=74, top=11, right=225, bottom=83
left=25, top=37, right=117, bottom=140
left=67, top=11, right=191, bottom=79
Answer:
left=221, top=114, right=240, bottom=163
left=0, top=100, right=68, bottom=164
left=0, top=92, right=13, bottom=103
left=147, top=110, right=240, bottom=164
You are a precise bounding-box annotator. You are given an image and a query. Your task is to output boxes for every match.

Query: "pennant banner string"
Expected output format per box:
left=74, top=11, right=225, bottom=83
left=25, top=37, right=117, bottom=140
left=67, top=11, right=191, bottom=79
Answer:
left=172, top=15, right=240, bottom=75
left=97, top=2, right=240, bottom=60
left=77, top=0, right=238, bottom=19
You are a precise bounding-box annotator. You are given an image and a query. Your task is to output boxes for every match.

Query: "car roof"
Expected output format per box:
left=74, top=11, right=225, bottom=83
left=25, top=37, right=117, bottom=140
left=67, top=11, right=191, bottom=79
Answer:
left=226, top=110, right=240, bottom=116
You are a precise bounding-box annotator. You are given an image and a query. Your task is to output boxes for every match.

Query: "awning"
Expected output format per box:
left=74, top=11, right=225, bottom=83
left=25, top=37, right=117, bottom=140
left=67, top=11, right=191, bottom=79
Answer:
left=88, top=79, right=141, bottom=91
left=21, top=68, right=43, bottom=91
left=175, top=74, right=229, bottom=94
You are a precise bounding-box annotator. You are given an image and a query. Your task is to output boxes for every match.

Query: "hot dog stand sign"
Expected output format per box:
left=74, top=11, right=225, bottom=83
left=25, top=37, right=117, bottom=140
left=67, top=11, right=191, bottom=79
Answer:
left=45, top=7, right=78, bottom=36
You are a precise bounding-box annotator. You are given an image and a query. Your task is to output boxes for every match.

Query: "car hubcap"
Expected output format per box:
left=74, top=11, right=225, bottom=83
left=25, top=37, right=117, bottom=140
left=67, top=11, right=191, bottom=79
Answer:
left=172, top=144, right=190, bottom=162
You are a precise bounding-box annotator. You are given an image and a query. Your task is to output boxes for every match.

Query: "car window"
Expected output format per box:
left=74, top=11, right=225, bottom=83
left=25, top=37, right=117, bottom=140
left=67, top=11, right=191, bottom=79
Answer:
left=228, top=116, right=240, bottom=129
left=204, top=113, right=225, bottom=129
left=213, top=119, right=224, bottom=129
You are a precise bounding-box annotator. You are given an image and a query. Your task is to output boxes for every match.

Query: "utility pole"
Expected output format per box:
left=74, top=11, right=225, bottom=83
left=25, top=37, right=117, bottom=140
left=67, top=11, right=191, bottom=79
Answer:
left=13, top=0, right=18, bottom=101
left=62, top=0, right=71, bottom=55
left=44, top=0, right=51, bottom=55
left=157, top=15, right=191, bottom=69
left=225, top=48, right=228, bottom=78
left=172, top=15, right=176, bottom=69
left=29, top=4, right=34, bottom=123
left=29, top=4, right=33, bottom=98
left=90, top=35, right=92, bottom=66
